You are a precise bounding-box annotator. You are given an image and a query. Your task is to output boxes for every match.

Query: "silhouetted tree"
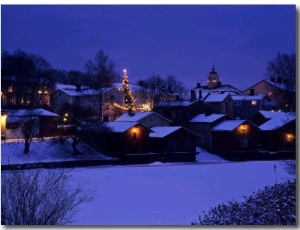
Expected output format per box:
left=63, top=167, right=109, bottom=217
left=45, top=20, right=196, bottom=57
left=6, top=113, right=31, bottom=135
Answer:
left=1, top=49, right=54, bottom=108
left=266, top=52, right=296, bottom=112
left=84, top=50, right=119, bottom=89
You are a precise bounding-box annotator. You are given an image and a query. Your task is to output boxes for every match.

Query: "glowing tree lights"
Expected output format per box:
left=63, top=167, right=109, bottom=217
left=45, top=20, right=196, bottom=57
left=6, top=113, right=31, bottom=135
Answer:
left=121, top=69, right=135, bottom=113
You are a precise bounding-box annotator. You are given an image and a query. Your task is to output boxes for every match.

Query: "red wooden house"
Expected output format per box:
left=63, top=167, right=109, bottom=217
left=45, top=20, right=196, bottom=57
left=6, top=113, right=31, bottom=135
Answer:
left=211, top=120, right=260, bottom=158
left=254, top=111, right=296, bottom=151
left=80, top=121, right=152, bottom=161
left=149, top=126, right=199, bottom=162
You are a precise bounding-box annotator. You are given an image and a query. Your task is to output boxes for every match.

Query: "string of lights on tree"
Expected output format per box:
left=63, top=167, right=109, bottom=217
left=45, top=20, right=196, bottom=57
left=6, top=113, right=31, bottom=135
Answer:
left=120, top=69, right=135, bottom=113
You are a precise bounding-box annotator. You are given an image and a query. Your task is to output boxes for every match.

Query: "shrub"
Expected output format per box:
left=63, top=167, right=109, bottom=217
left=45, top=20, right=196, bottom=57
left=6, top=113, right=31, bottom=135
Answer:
left=192, top=179, right=296, bottom=225
left=1, top=168, right=94, bottom=225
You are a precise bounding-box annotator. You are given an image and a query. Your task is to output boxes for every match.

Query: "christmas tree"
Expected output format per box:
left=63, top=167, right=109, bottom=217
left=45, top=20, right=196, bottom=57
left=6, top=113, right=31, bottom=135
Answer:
left=121, top=69, right=135, bottom=114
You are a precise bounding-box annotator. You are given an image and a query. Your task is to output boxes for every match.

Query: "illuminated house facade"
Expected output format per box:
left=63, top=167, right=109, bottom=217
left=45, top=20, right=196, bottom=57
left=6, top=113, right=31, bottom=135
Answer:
left=251, top=111, right=296, bottom=151
left=211, top=120, right=260, bottom=155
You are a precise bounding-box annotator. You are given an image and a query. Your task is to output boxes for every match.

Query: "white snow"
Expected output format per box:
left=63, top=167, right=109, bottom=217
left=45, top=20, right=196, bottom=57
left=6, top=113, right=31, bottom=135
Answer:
left=189, top=113, right=227, bottom=123
left=105, top=121, right=139, bottom=133
left=258, top=111, right=296, bottom=131
left=115, top=112, right=153, bottom=122
left=1, top=139, right=293, bottom=225
left=150, top=126, right=182, bottom=138
left=212, top=120, right=246, bottom=131
left=203, top=92, right=230, bottom=102
left=231, top=94, right=266, bottom=101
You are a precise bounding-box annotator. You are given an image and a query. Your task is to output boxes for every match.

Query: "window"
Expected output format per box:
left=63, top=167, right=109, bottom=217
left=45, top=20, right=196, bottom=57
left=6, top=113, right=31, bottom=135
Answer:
left=150, top=117, right=156, bottom=123
left=221, top=103, right=225, bottom=112
left=251, top=100, right=257, bottom=105
left=239, top=139, right=248, bottom=147
left=234, top=101, right=242, bottom=106
left=110, top=94, right=116, bottom=100
left=183, top=141, right=191, bottom=148
left=168, top=141, right=176, bottom=148
left=268, top=91, right=272, bottom=96
left=171, top=110, right=176, bottom=119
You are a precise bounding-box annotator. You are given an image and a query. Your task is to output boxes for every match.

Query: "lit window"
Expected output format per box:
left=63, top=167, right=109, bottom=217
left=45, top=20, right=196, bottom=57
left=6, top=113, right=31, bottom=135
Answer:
left=268, top=91, right=272, bottom=96
left=251, top=100, right=257, bottom=105
left=8, top=86, right=13, bottom=93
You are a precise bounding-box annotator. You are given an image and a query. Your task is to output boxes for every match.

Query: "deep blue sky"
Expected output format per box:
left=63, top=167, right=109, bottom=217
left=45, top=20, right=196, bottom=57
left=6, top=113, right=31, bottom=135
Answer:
left=1, top=4, right=296, bottom=90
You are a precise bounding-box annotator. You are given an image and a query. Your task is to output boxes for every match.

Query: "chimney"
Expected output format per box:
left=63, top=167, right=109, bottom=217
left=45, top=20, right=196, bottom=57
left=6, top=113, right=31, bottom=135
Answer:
left=190, top=90, right=196, bottom=102
left=76, top=85, right=81, bottom=91
left=196, top=83, right=201, bottom=88
left=250, top=88, right=255, bottom=96
left=199, top=90, right=202, bottom=100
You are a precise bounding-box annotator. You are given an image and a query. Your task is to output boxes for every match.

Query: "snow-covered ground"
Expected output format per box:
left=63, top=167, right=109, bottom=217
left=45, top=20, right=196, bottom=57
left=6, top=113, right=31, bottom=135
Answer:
left=1, top=139, right=293, bottom=225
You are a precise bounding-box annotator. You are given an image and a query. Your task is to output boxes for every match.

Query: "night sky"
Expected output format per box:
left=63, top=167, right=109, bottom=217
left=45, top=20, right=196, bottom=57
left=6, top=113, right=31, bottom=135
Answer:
left=1, top=4, right=296, bottom=91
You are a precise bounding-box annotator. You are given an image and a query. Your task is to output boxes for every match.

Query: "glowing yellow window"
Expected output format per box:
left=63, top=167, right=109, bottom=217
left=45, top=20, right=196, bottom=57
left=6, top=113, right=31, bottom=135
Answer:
left=251, top=100, right=257, bottom=105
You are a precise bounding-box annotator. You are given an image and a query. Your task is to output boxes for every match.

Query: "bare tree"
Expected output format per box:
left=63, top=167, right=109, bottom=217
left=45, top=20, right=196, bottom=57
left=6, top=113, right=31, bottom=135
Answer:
left=1, top=168, right=94, bottom=225
left=20, top=115, right=39, bottom=154
left=1, top=49, right=54, bottom=108
left=137, top=74, right=186, bottom=107
left=84, top=50, right=119, bottom=89
left=266, top=52, right=296, bottom=112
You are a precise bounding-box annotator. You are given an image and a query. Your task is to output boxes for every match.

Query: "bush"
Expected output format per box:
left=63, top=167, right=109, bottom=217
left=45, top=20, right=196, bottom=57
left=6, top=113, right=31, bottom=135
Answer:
left=1, top=168, right=94, bottom=225
left=192, top=180, right=296, bottom=225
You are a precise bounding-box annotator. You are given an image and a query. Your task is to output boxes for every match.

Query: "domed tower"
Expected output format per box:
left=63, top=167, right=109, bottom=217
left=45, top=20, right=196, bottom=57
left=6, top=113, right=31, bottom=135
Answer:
left=207, top=63, right=220, bottom=89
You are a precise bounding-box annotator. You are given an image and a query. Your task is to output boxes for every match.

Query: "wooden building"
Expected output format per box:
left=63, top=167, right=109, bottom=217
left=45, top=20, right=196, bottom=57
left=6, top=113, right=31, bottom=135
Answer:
left=149, top=126, right=199, bottom=162
left=211, top=120, right=260, bottom=157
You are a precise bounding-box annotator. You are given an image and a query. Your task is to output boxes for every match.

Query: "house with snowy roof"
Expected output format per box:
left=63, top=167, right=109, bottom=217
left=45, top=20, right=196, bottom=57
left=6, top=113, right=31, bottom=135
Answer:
left=50, top=83, right=124, bottom=122
left=114, top=111, right=172, bottom=128
left=250, top=111, right=296, bottom=152
left=4, top=108, right=59, bottom=139
left=242, top=79, right=293, bottom=111
left=80, top=121, right=152, bottom=161
left=187, top=113, right=231, bottom=149
left=211, top=119, right=260, bottom=157
left=203, top=92, right=234, bottom=118
left=231, top=93, right=275, bottom=119
left=149, top=126, right=199, bottom=162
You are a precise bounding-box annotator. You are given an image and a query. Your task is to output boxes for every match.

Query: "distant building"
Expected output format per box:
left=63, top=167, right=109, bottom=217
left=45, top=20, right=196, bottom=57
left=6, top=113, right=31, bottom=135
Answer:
left=187, top=113, right=230, bottom=149
left=50, top=84, right=123, bottom=122
left=114, top=111, right=172, bottom=128
left=242, top=79, right=289, bottom=111
left=192, top=64, right=241, bottom=95
left=231, top=93, right=275, bottom=119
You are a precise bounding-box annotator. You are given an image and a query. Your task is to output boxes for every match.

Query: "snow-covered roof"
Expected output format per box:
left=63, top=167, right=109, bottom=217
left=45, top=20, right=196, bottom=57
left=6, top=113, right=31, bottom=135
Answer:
left=258, top=111, right=296, bottom=130
left=189, top=113, right=227, bottom=123
left=149, top=126, right=182, bottom=138
left=231, top=94, right=266, bottom=101
left=7, top=108, right=59, bottom=117
left=212, top=120, right=246, bottom=131
left=204, top=93, right=230, bottom=103
left=104, top=121, right=139, bottom=133
left=156, top=100, right=199, bottom=107
left=115, top=112, right=172, bottom=122
left=54, top=84, right=113, bottom=96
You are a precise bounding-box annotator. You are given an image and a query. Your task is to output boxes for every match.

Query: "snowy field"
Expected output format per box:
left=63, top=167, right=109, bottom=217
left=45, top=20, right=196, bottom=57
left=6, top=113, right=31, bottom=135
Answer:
left=1, top=139, right=293, bottom=226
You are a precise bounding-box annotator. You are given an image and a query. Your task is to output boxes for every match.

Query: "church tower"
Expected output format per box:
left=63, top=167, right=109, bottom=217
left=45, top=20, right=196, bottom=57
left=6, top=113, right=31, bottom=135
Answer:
left=207, top=63, right=220, bottom=89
